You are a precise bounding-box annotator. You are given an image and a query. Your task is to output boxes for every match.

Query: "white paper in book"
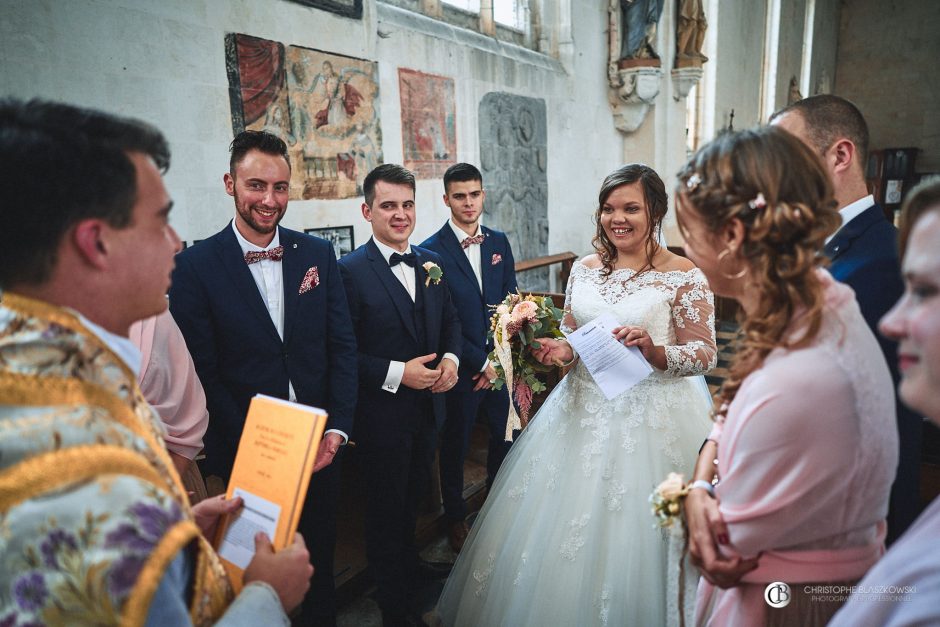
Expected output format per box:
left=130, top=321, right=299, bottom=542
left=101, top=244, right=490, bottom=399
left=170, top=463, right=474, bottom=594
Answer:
left=564, top=312, right=653, bottom=400
left=218, top=488, right=281, bottom=569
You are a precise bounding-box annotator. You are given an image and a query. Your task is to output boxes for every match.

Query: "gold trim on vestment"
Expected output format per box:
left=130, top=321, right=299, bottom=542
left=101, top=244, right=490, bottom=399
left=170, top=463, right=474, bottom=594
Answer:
left=0, top=370, right=188, bottom=505
left=122, top=520, right=201, bottom=627
left=191, top=536, right=234, bottom=624
left=0, top=444, right=173, bottom=512
left=1, top=292, right=139, bottom=383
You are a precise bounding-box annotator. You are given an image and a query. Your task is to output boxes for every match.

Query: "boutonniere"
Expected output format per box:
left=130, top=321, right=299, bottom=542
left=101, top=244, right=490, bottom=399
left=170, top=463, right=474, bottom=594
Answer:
left=491, top=253, right=503, bottom=266
left=299, top=266, right=319, bottom=294
left=422, top=261, right=443, bottom=287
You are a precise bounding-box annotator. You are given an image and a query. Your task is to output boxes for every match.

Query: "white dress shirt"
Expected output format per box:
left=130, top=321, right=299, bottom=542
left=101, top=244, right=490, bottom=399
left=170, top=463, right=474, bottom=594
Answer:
left=232, top=221, right=347, bottom=442
left=447, top=220, right=483, bottom=292
left=371, top=236, right=458, bottom=393
left=826, top=194, right=875, bottom=244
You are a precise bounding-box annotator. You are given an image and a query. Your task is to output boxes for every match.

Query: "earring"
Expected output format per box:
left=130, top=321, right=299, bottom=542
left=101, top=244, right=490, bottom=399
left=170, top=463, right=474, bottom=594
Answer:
left=717, top=248, right=748, bottom=280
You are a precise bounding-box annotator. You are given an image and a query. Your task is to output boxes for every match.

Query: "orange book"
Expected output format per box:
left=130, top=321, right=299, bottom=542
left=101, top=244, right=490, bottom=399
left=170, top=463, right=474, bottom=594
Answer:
left=215, top=394, right=327, bottom=591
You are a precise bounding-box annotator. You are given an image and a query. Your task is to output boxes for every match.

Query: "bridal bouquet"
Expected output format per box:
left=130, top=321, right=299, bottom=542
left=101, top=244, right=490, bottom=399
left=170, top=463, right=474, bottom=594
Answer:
left=487, top=292, right=564, bottom=440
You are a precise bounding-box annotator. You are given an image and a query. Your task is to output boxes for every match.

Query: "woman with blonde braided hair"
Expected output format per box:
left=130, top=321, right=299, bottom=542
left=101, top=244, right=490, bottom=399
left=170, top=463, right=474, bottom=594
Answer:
left=675, top=126, right=899, bottom=626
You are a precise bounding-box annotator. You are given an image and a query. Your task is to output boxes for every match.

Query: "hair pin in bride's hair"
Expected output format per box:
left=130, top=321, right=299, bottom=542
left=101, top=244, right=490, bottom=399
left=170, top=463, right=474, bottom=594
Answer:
left=747, top=192, right=767, bottom=210
left=686, top=173, right=702, bottom=191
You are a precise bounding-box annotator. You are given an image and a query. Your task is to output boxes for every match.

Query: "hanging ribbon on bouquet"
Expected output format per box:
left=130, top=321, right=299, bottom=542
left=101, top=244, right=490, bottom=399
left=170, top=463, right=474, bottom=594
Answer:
left=492, top=313, right=523, bottom=442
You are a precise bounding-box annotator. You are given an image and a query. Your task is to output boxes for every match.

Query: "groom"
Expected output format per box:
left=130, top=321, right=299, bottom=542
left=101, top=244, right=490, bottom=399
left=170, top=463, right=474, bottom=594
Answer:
left=338, top=164, right=462, bottom=627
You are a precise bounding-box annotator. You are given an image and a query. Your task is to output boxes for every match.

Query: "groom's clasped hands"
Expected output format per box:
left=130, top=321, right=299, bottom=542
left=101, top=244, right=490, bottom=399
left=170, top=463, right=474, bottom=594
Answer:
left=401, top=352, right=459, bottom=392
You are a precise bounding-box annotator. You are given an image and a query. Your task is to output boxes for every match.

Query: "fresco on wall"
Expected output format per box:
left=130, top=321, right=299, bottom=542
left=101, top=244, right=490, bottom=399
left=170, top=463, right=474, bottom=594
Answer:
left=479, top=93, right=549, bottom=290
left=398, top=68, right=456, bottom=179
left=225, top=34, right=382, bottom=199
left=283, top=0, right=362, bottom=19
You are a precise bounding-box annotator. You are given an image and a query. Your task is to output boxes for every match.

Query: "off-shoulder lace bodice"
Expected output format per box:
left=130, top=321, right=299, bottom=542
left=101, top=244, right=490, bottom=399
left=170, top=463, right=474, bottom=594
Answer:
left=562, top=263, right=717, bottom=377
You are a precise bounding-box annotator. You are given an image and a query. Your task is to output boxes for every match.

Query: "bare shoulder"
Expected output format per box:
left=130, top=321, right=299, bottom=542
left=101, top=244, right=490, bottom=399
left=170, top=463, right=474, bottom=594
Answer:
left=655, top=249, right=697, bottom=273
left=579, top=253, right=604, bottom=269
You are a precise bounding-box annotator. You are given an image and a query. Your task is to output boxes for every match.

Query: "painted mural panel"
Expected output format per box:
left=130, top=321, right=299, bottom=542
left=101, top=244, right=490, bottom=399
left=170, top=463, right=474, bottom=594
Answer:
left=398, top=68, right=456, bottom=179
left=225, top=34, right=382, bottom=199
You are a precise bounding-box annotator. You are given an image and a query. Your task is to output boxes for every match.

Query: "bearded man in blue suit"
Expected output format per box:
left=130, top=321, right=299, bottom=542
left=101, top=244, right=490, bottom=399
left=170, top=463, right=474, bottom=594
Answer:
left=338, top=164, right=462, bottom=627
left=169, top=130, right=357, bottom=626
left=420, top=163, right=518, bottom=553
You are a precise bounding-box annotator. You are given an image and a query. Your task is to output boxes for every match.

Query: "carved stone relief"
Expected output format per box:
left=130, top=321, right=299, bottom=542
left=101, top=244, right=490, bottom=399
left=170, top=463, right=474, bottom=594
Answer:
left=479, top=93, right=549, bottom=291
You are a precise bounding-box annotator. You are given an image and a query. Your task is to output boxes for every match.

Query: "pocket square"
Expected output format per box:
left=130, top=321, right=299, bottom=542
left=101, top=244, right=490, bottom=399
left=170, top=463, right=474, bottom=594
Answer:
left=299, top=266, right=320, bottom=294
left=491, top=253, right=503, bottom=265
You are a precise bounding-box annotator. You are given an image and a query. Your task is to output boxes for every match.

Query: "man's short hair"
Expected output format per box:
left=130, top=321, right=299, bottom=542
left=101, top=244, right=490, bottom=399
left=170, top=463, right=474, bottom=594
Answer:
left=229, top=130, right=291, bottom=175
left=770, top=94, right=870, bottom=166
left=443, top=162, right=483, bottom=194
left=0, top=98, right=170, bottom=289
left=363, top=164, right=415, bottom=207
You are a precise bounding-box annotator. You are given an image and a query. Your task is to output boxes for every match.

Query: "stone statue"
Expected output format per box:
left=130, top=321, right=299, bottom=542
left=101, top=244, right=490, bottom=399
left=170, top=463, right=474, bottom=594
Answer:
left=788, top=76, right=803, bottom=105
left=676, top=0, right=708, bottom=66
left=619, top=0, right=665, bottom=61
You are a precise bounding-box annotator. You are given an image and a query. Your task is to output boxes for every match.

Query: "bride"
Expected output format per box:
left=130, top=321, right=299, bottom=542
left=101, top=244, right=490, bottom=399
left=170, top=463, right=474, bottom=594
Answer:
left=436, top=164, right=717, bottom=626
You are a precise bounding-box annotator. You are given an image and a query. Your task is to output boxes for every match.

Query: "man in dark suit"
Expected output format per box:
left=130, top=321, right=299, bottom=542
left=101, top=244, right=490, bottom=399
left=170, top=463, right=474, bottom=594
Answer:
left=420, top=163, right=518, bottom=552
left=338, top=164, right=462, bottom=627
left=169, top=131, right=357, bottom=626
left=772, top=94, right=922, bottom=543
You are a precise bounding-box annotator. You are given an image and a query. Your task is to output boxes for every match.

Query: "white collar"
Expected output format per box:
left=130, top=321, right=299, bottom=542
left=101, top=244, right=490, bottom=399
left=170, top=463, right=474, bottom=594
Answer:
left=372, top=236, right=412, bottom=264
left=231, top=220, right=281, bottom=254
left=73, top=310, right=143, bottom=377
left=447, top=219, right=482, bottom=244
left=827, top=195, right=875, bottom=243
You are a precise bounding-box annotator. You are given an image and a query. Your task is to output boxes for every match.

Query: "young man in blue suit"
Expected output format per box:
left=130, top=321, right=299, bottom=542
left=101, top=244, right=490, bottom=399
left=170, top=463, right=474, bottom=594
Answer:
left=772, top=95, right=922, bottom=544
left=338, top=164, right=462, bottom=627
left=169, top=131, right=357, bottom=626
left=420, top=163, right=518, bottom=552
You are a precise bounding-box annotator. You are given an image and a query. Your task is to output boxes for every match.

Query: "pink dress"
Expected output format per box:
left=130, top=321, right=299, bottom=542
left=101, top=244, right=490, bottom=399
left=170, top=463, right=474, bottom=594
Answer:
left=129, top=309, right=209, bottom=460
left=695, top=270, right=899, bottom=626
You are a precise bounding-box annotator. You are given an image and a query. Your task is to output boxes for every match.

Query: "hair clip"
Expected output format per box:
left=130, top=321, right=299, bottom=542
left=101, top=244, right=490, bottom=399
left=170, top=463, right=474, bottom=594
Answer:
left=747, top=193, right=767, bottom=210
left=686, top=173, right=702, bottom=191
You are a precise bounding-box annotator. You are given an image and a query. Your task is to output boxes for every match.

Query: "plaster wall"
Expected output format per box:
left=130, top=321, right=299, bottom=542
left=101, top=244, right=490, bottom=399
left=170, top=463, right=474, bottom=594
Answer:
left=0, top=0, right=638, bottom=277
left=835, top=0, right=940, bottom=173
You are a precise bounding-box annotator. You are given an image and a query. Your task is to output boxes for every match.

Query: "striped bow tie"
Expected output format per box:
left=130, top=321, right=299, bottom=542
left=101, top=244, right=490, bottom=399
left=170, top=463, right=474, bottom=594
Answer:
left=461, top=234, right=485, bottom=249
left=244, top=245, right=284, bottom=264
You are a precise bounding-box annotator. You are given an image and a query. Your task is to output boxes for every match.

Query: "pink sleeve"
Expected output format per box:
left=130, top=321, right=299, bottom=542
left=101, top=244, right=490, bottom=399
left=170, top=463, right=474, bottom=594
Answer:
left=135, top=310, right=209, bottom=459
left=715, top=359, right=858, bottom=557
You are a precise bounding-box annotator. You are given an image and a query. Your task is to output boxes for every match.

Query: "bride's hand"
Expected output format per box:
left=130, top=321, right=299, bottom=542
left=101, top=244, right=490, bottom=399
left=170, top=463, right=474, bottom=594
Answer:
left=613, top=326, right=665, bottom=369
left=531, top=338, right=573, bottom=366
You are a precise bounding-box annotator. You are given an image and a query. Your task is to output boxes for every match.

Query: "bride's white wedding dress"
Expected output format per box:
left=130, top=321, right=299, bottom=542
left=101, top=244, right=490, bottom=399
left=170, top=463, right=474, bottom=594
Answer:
left=437, top=263, right=717, bottom=626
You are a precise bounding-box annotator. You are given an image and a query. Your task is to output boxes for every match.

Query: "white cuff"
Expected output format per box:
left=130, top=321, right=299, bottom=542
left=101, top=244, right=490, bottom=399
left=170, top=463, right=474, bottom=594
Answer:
left=382, top=360, right=405, bottom=393
left=689, top=479, right=716, bottom=497
left=324, top=429, right=348, bottom=444
left=442, top=353, right=460, bottom=370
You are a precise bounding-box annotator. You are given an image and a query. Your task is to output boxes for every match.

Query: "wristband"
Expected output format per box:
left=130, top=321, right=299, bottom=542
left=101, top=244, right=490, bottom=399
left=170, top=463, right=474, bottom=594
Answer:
left=689, top=479, right=715, bottom=497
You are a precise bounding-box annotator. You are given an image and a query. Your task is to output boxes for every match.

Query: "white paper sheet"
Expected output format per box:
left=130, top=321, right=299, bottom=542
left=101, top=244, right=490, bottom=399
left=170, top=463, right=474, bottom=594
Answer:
left=218, top=488, right=281, bottom=569
left=564, top=313, right=653, bottom=400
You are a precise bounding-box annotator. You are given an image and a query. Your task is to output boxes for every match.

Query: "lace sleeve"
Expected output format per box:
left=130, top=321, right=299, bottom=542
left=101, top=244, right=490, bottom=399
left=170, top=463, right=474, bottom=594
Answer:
left=664, top=271, right=717, bottom=377
left=560, top=266, right=578, bottom=335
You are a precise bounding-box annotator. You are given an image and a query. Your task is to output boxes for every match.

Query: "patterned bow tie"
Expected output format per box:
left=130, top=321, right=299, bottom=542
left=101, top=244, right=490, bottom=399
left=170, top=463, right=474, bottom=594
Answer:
left=389, top=252, right=417, bottom=267
left=244, top=245, right=284, bottom=264
left=461, top=233, right=485, bottom=249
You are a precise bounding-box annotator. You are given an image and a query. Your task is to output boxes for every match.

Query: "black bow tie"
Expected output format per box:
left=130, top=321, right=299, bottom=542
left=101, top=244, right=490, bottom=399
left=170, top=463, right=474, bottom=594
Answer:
left=389, top=252, right=417, bottom=267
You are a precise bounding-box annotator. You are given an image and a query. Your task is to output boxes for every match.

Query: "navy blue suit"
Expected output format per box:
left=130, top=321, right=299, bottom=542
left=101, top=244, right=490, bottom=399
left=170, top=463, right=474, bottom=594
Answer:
left=169, top=223, right=357, bottom=626
left=421, top=223, right=518, bottom=522
left=338, top=238, right=461, bottom=614
left=825, top=203, right=922, bottom=543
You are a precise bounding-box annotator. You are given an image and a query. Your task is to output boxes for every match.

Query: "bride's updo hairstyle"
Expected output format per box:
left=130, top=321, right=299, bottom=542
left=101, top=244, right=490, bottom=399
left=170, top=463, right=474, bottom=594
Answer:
left=592, top=163, right=668, bottom=277
left=675, top=126, right=840, bottom=416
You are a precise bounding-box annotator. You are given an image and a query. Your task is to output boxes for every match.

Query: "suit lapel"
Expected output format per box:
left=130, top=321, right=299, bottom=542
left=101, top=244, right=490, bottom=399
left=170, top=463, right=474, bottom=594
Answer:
left=216, top=224, right=282, bottom=344
left=367, top=239, right=418, bottom=343
left=439, top=224, right=481, bottom=297
left=479, top=227, right=498, bottom=305
left=825, top=204, right=884, bottom=262
left=281, top=228, right=303, bottom=344
left=413, top=247, right=438, bottom=350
